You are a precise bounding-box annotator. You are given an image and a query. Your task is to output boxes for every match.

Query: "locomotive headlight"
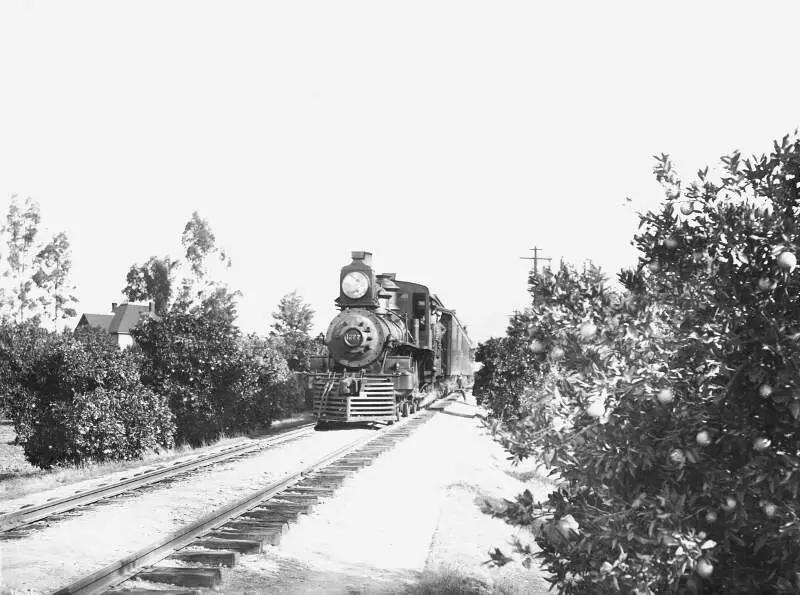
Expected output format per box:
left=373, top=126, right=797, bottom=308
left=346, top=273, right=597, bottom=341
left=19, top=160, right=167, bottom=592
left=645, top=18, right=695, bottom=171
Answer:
left=342, top=271, right=370, bottom=299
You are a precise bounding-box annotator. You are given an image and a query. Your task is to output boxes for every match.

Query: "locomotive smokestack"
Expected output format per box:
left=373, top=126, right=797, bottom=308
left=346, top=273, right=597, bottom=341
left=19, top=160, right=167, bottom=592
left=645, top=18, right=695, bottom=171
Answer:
left=351, top=251, right=373, bottom=266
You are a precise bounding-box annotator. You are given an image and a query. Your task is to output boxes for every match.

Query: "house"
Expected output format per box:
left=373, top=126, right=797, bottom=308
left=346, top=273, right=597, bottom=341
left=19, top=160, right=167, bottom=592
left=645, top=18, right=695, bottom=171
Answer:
left=75, top=313, right=114, bottom=332
left=75, top=302, right=157, bottom=348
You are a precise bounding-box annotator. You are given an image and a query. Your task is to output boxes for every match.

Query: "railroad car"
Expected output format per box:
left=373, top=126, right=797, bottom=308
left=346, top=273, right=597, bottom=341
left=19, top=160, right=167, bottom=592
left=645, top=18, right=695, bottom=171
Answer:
left=307, top=251, right=474, bottom=424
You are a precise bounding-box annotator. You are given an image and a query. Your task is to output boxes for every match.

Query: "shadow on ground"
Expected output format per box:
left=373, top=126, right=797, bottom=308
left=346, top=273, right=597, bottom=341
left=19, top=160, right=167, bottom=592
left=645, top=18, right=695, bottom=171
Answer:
left=0, top=470, right=39, bottom=482
left=223, top=554, right=520, bottom=595
left=220, top=554, right=422, bottom=594
left=401, top=568, right=497, bottom=594
left=314, top=421, right=385, bottom=432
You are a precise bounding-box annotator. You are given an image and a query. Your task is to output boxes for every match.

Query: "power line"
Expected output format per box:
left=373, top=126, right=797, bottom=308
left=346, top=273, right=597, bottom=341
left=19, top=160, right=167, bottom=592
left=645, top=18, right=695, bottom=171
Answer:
left=520, top=246, right=552, bottom=275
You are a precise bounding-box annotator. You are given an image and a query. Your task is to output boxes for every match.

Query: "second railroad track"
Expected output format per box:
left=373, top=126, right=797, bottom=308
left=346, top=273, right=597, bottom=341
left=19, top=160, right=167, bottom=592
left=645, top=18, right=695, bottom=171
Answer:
left=0, top=421, right=318, bottom=533
left=52, top=402, right=445, bottom=595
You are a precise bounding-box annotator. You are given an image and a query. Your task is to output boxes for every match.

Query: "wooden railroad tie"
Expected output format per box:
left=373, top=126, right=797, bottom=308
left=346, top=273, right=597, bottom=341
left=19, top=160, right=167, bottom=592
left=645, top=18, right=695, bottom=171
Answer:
left=169, top=549, right=240, bottom=567
left=109, top=589, right=200, bottom=595
left=225, top=518, right=290, bottom=532
left=207, top=529, right=283, bottom=547
left=192, top=537, right=262, bottom=554
left=286, top=485, right=339, bottom=495
left=243, top=506, right=307, bottom=520
left=137, top=567, right=222, bottom=589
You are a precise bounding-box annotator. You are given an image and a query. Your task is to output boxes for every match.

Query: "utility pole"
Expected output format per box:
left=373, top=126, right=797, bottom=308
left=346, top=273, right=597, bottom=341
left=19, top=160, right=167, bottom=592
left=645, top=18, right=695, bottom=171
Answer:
left=520, top=246, right=552, bottom=275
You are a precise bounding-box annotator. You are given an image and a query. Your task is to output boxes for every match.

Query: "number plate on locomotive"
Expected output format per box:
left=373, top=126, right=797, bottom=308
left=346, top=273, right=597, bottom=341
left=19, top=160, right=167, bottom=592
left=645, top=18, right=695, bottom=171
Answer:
left=343, top=328, right=363, bottom=347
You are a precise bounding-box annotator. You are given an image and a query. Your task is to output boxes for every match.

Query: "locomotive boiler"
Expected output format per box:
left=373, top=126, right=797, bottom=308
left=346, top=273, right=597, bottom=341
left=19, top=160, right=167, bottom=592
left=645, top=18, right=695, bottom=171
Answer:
left=307, top=251, right=474, bottom=424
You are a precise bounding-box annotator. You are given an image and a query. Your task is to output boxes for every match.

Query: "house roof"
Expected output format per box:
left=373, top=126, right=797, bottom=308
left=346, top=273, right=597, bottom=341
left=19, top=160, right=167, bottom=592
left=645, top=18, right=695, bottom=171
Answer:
left=108, top=303, right=157, bottom=335
left=77, top=313, right=114, bottom=331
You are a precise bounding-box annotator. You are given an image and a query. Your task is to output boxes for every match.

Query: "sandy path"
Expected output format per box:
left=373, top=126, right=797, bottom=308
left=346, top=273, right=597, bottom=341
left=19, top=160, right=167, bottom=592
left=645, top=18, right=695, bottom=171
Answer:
left=201, top=397, right=554, bottom=594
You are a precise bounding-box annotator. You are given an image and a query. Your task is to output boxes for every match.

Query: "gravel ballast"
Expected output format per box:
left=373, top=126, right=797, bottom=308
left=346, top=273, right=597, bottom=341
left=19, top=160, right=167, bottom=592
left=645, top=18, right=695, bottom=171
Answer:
left=1, top=426, right=374, bottom=593
left=3, top=398, right=557, bottom=594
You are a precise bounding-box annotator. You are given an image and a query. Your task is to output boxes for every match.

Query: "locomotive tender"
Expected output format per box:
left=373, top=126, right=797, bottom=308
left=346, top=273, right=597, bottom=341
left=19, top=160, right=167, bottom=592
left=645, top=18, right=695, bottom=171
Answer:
left=308, top=251, right=474, bottom=424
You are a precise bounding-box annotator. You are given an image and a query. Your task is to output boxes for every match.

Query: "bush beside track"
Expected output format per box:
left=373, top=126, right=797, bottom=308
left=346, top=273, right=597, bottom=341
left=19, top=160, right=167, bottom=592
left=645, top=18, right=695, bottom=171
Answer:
left=132, top=312, right=302, bottom=446
left=476, top=133, right=800, bottom=594
left=1, top=314, right=305, bottom=469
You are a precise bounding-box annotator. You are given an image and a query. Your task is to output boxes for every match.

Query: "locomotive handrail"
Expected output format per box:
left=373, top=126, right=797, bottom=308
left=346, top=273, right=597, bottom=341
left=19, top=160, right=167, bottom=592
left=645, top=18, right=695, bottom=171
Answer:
left=315, top=372, right=336, bottom=418
left=390, top=310, right=415, bottom=343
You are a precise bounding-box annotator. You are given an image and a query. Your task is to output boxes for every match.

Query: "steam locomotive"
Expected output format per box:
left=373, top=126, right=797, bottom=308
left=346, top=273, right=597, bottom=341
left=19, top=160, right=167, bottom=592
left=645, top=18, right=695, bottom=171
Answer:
left=307, top=251, right=474, bottom=424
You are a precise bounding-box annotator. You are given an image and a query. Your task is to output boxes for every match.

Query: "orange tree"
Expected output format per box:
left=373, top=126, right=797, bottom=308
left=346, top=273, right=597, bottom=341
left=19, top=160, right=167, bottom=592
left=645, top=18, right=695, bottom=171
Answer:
left=131, top=312, right=296, bottom=445
left=6, top=325, right=174, bottom=468
left=489, top=132, right=800, bottom=593
left=474, top=313, right=542, bottom=419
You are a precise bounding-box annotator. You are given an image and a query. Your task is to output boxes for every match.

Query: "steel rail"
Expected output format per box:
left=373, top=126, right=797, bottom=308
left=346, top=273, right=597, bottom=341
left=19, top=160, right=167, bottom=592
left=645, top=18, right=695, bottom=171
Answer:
left=50, top=411, right=429, bottom=595
left=0, top=422, right=317, bottom=533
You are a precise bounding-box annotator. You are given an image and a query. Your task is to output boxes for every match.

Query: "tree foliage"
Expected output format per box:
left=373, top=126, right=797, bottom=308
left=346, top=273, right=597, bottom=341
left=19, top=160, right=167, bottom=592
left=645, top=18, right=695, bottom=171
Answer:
left=1, top=197, right=77, bottom=328
left=485, top=132, right=800, bottom=594
left=122, top=255, right=179, bottom=315
left=189, top=284, right=240, bottom=327
left=242, top=332, right=307, bottom=418
left=0, top=319, right=50, bottom=416
left=181, top=211, right=230, bottom=279
left=473, top=336, right=504, bottom=406
left=271, top=291, right=314, bottom=336
left=7, top=325, right=174, bottom=468
left=131, top=312, right=292, bottom=445
left=122, top=211, right=239, bottom=324
left=1, top=196, right=43, bottom=323
left=270, top=291, right=319, bottom=371
left=33, top=231, right=78, bottom=328
left=0, top=205, right=312, bottom=469
left=473, top=315, right=541, bottom=417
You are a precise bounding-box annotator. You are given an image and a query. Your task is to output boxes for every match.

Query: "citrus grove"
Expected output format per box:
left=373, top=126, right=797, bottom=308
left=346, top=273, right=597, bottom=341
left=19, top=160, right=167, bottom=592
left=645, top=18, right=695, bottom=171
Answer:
left=475, top=132, right=800, bottom=593
left=0, top=210, right=319, bottom=468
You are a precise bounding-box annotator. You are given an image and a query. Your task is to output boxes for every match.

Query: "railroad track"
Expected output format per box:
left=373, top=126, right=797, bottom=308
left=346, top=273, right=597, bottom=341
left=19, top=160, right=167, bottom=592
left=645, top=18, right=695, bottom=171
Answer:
left=0, top=422, right=318, bottom=534
left=51, top=403, right=446, bottom=595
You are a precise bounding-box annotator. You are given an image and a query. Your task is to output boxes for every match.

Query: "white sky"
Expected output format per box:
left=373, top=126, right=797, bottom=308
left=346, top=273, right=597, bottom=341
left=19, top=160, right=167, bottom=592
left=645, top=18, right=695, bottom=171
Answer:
left=1, top=1, right=798, bottom=343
